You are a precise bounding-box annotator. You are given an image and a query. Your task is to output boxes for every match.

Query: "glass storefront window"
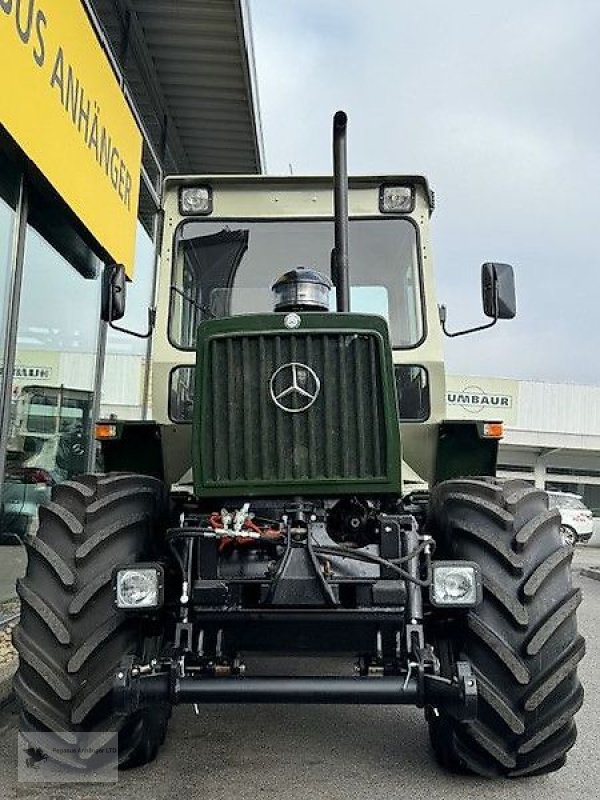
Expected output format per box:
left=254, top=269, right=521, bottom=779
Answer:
left=101, top=221, right=156, bottom=419
left=0, top=163, right=19, bottom=577
left=0, top=196, right=14, bottom=392
left=0, top=154, right=19, bottom=423
left=1, top=225, right=101, bottom=557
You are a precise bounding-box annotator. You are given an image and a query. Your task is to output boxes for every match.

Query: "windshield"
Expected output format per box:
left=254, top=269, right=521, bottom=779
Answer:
left=169, top=218, right=423, bottom=349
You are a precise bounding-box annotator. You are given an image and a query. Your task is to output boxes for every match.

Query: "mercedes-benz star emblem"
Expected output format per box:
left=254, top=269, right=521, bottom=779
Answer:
left=284, top=313, right=301, bottom=329
left=269, top=362, right=321, bottom=413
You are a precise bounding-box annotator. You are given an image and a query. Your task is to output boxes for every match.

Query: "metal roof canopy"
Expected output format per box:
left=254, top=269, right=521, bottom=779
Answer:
left=90, top=0, right=264, bottom=180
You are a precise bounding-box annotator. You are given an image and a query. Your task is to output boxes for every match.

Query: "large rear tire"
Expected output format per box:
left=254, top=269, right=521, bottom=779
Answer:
left=13, top=473, right=170, bottom=770
left=428, top=478, right=584, bottom=777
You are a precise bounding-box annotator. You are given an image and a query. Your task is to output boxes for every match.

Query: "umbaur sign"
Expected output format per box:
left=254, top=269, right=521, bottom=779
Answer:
left=447, top=385, right=513, bottom=414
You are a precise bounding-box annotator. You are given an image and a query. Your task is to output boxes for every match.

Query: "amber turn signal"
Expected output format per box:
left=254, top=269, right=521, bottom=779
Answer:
left=95, top=423, right=118, bottom=440
left=482, top=422, right=504, bottom=439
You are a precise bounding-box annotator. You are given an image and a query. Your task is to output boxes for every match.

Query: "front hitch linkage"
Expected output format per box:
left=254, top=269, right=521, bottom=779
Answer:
left=114, top=658, right=477, bottom=720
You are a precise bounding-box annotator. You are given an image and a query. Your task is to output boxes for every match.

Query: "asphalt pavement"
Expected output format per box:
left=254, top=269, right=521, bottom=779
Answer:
left=0, top=568, right=598, bottom=800
left=573, top=543, right=600, bottom=570
left=0, top=546, right=26, bottom=605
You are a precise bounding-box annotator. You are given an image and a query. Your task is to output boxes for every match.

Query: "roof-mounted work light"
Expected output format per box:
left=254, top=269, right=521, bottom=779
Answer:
left=180, top=186, right=213, bottom=215
left=379, top=185, right=414, bottom=213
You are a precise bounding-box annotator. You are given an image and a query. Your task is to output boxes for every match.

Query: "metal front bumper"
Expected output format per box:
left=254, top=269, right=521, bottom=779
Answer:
left=114, top=662, right=478, bottom=719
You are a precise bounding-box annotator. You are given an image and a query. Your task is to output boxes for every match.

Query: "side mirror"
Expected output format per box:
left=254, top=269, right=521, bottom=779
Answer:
left=482, top=262, right=516, bottom=320
left=439, top=261, right=517, bottom=338
left=101, top=263, right=155, bottom=339
left=101, top=264, right=127, bottom=322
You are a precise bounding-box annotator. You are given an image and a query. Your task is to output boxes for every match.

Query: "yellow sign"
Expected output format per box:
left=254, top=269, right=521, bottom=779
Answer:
left=0, top=0, right=142, bottom=275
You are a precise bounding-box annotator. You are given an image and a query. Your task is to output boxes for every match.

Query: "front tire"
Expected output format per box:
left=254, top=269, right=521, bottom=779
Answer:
left=13, top=473, right=170, bottom=770
left=428, top=478, right=584, bottom=777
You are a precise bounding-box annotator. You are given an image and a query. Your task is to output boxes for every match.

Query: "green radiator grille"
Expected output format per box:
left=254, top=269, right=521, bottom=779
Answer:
left=199, top=331, right=388, bottom=487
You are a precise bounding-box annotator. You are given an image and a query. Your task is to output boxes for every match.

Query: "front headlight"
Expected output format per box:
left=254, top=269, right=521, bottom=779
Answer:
left=115, top=565, right=163, bottom=609
left=430, top=562, right=482, bottom=607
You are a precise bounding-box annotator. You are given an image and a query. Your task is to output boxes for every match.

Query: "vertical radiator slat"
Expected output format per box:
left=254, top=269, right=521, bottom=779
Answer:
left=338, top=335, right=350, bottom=476
left=323, top=335, right=334, bottom=478
left=242, top=337, right=252, bottom=480
left=258, top=335, right=268, bottom=479
left=306, top=334, right=318, bottom=477
left=368, top=337, right=382, bottom=472
left=226, top=338, right=236, bottom=480
left=210, top=340, right=223, bottom=479
left=290, top=334, right=298, bottom=479
left=356, top=338, right=367, bottom=476
left=274, top=335, right=284, bottom=480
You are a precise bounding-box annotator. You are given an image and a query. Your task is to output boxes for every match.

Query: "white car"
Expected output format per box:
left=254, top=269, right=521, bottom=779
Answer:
left=547, top=491, right=594, bottom=546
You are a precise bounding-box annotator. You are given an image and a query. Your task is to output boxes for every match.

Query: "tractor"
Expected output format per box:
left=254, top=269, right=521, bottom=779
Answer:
left=13, top=112, right=584, bottom=776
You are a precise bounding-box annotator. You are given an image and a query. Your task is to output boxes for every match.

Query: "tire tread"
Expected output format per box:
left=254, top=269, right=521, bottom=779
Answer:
left=13, top=472, right=168, bottom=769
left=428, top=477, right=584, bottom=778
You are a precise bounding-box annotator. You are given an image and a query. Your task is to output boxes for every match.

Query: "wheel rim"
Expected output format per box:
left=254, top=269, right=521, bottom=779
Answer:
left=561, top=526, right=576, bottom=547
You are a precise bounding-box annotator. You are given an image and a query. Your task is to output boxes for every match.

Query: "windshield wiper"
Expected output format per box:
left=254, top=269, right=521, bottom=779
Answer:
left=170, top=285, right=217, bottom=319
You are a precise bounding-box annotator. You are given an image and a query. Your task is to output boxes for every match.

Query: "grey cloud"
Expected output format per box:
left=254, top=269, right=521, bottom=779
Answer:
left=250, top=0, right=599, bottom=382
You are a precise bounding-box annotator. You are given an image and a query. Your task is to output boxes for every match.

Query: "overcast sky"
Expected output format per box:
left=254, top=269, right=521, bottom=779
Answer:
left=249, top=0, right=600, bottom=384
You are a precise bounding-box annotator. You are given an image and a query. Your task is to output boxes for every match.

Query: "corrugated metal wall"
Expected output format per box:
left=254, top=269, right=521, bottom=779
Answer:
left=448, top=374, right=600, bottom=436
left=517, top=381, right=600, bottom=436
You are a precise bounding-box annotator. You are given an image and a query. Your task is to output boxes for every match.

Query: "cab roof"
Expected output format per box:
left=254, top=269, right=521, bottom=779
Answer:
left=162, top=174, right=436, bottom=213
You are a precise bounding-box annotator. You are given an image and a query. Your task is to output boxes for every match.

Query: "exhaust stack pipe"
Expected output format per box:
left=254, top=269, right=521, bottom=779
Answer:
left=332, top=111, right=350, bottom=312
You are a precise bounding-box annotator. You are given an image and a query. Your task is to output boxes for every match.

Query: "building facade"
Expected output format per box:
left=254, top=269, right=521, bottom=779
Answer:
left=447, top=374, right=600, bottom=517
left=0, top=0, right=262, bottom=604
